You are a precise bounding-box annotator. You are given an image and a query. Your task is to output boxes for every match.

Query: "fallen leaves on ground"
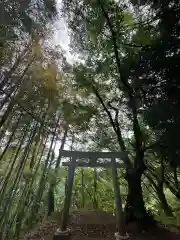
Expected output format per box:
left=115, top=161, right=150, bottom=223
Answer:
left=22, top=210, right=180, bottom=240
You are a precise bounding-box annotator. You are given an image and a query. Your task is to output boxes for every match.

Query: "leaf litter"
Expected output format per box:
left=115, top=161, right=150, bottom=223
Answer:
left=21, top=210, right=180, bottom=240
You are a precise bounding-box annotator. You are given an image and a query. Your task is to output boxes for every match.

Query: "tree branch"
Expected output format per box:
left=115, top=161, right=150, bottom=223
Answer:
left=92, top=85, right=131, bottom=168
left=92, top=85, right=117, bottom=134
left=98, top=0, right=145, bottom=170
left=108, top=102, right=127, bottom=153
left=97, top=0, right=133, bottom=96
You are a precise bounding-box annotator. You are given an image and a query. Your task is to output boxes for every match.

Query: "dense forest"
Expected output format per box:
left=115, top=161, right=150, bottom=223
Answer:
left=0, top=0, right=180, bottom=239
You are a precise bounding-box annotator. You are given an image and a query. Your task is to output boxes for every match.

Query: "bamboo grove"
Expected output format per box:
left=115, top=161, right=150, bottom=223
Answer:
left=0, top=0, right=180, bottom=239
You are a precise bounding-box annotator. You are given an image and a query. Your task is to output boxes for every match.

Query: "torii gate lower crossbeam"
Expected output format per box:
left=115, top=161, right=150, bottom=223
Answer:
left=53, top=150, right=129, bottom=240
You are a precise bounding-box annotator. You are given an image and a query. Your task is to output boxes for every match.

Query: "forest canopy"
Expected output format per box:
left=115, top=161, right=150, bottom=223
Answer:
left=0, top=0, right=179, bottom=239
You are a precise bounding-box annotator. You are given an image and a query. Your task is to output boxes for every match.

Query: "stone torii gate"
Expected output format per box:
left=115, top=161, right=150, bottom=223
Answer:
left=53, top=150, right=129, bottom=240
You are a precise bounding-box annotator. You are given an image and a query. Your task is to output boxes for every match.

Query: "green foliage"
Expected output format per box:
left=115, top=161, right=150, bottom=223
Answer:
left=135, top=1, right=180, bottom=168
left=155, top=213, right=180, bottom=226
left=0, top=0, right=180, bottom=238
left=72, top=168, right=117, bottom=211
left=0, top=0, right=57, bottom=36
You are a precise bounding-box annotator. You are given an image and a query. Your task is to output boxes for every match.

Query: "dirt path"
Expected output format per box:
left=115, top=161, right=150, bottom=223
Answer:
left=22, top=210, right=180, bottom=240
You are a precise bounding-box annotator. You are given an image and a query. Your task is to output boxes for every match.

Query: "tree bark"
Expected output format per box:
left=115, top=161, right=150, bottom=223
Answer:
left=47, top=126, right=68, bottom=216
left=30, top=115, right=61, bottom=224
left=125, top=170, right=147, bottom=222
left=47, top=189, right=55, bottom=216
left=99, top=1, right=147, bottom=222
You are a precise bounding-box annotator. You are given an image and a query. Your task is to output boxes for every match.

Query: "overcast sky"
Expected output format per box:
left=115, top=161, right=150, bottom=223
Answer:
left=53, top=0, right=71, bottom=57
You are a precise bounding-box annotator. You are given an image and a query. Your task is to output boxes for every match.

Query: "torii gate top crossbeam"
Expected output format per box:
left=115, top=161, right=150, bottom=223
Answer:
left=60, top=150, right=127, bottom=168
left=59, top=150, right=127, bottom=159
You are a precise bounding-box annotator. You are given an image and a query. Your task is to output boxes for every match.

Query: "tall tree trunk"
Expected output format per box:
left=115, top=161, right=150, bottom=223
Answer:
left=94, top=84, right=147, bottom=221
left=0, top=120, right=33, bottom=229
left=47, top=126, right=68, bottom=216
left=8, top=117, right=46, bottom=238
left=125, top=170, right=147, bottom=222
left=30, top=115, right=61, bottom=223
left=0, top=43, right=30, bottom=91
left=0, top=60, right=32, bottom=111
left=0, top=121, right=30, bottom=201
left=0, top=113, right=22, bottom=162
left=47, top=189, right=55, bottom=216
left=97, top=0, right=148, bottom=223
left=20, top=133, right=49, bottom=229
